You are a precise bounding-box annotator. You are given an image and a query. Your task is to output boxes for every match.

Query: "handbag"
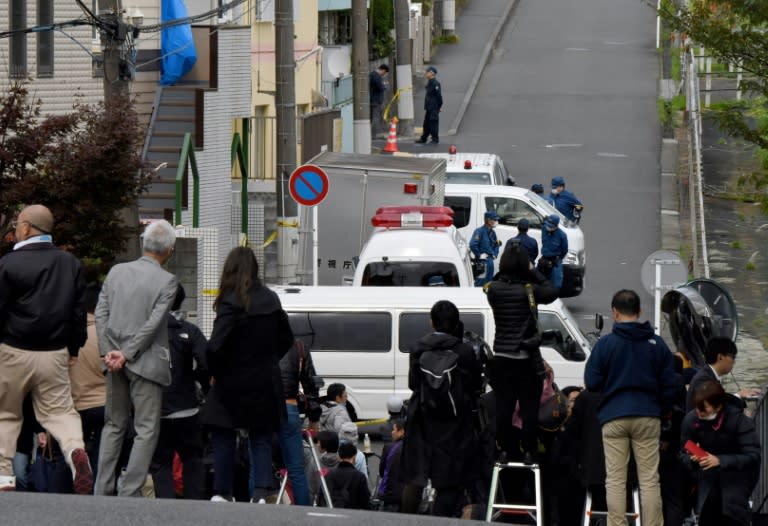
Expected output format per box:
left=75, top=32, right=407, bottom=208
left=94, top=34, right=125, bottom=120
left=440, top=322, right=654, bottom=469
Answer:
left=538, top=383, right=569, bottom=432
left=523, top=284, right=547, bottom=379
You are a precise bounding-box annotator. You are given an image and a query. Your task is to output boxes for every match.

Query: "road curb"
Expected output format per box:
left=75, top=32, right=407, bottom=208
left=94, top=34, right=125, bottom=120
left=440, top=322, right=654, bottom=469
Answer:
left=446, top=0, right=520, bottom=136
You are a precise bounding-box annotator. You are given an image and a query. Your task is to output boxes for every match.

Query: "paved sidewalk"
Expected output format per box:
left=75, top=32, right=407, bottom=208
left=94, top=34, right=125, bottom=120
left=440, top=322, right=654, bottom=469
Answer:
left=412, top=0, right=518, bottom=138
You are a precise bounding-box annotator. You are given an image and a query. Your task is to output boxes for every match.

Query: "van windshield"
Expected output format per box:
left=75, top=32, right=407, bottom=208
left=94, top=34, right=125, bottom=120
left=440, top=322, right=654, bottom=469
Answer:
left=446, top=171, right=493, bottom=185
left=361, top=262, right=461, bottom=287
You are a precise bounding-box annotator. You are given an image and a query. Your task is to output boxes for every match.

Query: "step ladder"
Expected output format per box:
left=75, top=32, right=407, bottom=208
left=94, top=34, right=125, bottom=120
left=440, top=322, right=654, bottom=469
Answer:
left=276, top=430, right=334, bottom=507
left=486, top=461, right=542, bottom=524
left=582, top=486, right=641, bottom=526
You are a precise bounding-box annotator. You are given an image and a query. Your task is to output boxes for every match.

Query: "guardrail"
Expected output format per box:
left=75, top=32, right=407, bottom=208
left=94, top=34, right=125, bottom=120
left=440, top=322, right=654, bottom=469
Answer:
left=175, top=132, right=199, bottom=228
left=681, top=46, right=710, bottom=278
left=751, top=390, right=768, bottom=514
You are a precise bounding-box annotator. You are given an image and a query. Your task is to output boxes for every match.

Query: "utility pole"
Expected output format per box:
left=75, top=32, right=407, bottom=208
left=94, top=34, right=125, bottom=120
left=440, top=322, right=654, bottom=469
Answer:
left=98, top=0, right=140, bottom=262
left=351, top=0, right=371, bottom=154
left=394, top=0, right=414, bottom=138
left=275, top=0, right=299, bottom=283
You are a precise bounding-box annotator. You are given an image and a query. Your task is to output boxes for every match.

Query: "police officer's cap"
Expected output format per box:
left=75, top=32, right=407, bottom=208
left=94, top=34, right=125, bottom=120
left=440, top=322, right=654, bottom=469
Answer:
left=544, top=214, right=560, bottom=228
left=484, top=210, right=500, bottom=221
left=426, top=66, right=438, bottom=75
left=551, top=176, right=566, bottom=188
left=531, top=183, right=544, bottom=193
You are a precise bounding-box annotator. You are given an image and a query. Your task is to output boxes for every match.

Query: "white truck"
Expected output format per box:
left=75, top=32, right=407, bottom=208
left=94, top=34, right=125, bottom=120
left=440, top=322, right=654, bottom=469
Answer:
left=417, top=150, right=515, bottom=186
left=445, top=184, right=586, bottom=297
left=298, top=152, right=447, bottom=286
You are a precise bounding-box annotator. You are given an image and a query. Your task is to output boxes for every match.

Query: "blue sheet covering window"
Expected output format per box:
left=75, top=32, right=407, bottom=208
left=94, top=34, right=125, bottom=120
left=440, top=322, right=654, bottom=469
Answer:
left=160, top=0, right=197, bottom=85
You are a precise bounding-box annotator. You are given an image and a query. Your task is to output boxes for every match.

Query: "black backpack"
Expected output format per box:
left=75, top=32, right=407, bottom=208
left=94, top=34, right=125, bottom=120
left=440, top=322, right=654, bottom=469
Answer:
left=418, top=349, right=463, bottom=420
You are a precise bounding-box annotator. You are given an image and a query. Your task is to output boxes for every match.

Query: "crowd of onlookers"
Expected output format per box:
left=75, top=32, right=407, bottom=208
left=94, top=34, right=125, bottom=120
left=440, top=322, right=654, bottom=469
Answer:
left=1, top=206, right=764, bottom=526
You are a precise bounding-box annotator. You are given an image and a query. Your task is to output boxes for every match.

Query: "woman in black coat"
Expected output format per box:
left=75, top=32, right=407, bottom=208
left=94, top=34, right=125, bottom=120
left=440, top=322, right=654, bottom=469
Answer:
left=485, top=241, right=558, bottom=463
left=200, top=247, right=294, bottom=502
left=680, top=379, right=761, bottom=526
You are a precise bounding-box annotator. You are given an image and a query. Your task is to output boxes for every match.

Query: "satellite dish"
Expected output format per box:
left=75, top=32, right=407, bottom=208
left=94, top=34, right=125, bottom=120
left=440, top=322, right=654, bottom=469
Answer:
left=326, top=47, right=351, bottom=78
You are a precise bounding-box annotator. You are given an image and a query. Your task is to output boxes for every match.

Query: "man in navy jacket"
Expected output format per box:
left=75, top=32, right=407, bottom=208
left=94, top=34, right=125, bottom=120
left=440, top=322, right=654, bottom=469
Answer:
left=584, top=289, right=677, bottom=526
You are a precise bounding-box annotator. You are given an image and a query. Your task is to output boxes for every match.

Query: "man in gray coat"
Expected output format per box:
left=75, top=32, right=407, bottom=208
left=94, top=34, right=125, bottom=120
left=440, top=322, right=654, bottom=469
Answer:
left=94, top=220, right=178, bottom=497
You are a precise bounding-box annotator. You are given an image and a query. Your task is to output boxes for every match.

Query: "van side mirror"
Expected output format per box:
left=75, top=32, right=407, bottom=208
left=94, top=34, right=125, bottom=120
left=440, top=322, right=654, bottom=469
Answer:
left=595, top=313, right=604, bottom=333
left=567, top=342, right=586, bottom=362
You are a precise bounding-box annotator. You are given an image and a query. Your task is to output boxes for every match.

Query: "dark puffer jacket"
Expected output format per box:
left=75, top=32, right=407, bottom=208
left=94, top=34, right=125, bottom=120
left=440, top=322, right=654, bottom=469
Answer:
left=485, top=269, right=558, bottom=355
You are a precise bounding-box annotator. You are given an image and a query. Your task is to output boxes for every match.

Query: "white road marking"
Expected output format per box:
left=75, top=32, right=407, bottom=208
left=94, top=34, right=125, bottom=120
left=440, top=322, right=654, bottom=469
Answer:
left=307, top=512, right=352, bottom=518
left=565, top=47, right=591, bottom=51
left=545, top=143, right=582, bottom=149
left=661, top=210, right=680, bottom=216
left=596, top=152, right=628, bottom=158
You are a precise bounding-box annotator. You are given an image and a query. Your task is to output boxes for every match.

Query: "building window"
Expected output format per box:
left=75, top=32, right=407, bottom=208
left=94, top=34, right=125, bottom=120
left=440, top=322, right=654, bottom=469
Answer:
left=37, top=0, right=54, bottom=77
left=91, top=0, right=103, bottom=77
left=10, top=0, right=28, bottom=78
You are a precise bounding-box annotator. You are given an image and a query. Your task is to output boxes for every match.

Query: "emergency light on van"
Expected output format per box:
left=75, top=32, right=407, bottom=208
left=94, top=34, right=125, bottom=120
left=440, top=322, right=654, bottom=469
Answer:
left=372, top=206, right=454, bottom=228
left=464, top=160, right=472, bottom=169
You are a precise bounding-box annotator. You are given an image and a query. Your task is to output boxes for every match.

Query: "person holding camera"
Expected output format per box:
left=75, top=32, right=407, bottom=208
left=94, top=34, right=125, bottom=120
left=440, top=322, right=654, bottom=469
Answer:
left=265, top=338, right=321, bottom=506
left=485, top=242, right=558, bottom=465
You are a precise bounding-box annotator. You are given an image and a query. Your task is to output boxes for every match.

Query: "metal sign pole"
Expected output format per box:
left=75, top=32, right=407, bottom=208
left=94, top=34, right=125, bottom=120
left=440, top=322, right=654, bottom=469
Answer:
left=313, top=205, right=319, bottom=287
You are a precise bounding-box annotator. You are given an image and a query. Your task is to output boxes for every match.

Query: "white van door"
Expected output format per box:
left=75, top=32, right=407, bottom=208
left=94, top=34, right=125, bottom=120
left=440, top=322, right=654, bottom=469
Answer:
left=537, top=310, right=588, bottom=388
left=286, top=310, right=395, bottom=420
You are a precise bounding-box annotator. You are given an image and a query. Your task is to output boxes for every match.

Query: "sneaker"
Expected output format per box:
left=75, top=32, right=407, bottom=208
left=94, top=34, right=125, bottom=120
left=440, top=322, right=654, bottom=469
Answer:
left=69, top=448, right=93, bottom=495
left=211, top=495, right=235, bottom=503
left=0, top=475, right=15, bottom=491
left=250, top=497, right=267, bottom=504
left=250, top=487, right=269, bottom=504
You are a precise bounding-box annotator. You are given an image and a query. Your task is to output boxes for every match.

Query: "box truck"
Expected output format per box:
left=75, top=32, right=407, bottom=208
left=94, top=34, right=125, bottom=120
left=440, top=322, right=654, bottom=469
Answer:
left=297, top=152, right=447, bottom=286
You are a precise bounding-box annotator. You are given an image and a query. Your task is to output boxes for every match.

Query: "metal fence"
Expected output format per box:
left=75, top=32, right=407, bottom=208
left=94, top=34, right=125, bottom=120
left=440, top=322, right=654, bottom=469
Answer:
left=681, top=46, right=710, bottom=279
left=751, top=391, right=768, bottom=514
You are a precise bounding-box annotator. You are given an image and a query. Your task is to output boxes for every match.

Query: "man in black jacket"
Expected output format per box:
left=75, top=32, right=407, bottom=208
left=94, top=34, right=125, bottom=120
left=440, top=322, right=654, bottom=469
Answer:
left=486, top=242, right=558, bottom=464
left=150, top=284, right=209, bottom=499
left=401, top=300, right=483, bottom=517
left=0, top=205, right=92, bottom=493
left=685, top=337, right=760, bottom=412
left=325, top=443, right=370, bottom=509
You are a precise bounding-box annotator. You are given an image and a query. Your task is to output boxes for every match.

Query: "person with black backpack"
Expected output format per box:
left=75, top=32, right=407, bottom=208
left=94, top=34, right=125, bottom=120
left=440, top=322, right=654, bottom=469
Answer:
left=400, top=300, right=483, bottom=517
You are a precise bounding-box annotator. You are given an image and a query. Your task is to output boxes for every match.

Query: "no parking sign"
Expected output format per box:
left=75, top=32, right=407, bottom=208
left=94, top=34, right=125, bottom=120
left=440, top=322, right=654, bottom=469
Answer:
left=289, top=164, right=329, bottom=207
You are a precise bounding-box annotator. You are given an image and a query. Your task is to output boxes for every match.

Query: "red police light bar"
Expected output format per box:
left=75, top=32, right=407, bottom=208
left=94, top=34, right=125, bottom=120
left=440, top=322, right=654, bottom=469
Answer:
left=403, top=183, right=418, bottom=194
left=448, top=145, right=457, bottom=154
left=464, top=160, right=472, bottom=169
left=372, top=206, right=455, bottom=228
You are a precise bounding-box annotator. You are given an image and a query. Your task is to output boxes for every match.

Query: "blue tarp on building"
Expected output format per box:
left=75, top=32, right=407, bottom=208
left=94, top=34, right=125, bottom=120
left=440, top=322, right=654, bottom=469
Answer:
left=160, top=0, right=197, bottom=86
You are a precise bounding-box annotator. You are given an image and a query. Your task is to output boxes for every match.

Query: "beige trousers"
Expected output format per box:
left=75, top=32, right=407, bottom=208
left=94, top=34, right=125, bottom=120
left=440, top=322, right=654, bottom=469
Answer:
left=0, top=343, right=84, bottom=475
left=602, top=416, right=663, bottom=526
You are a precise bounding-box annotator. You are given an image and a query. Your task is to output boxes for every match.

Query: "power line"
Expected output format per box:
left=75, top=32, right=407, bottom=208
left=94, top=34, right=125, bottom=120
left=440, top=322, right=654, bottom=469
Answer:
left=0, top=19, right=90, bottom=39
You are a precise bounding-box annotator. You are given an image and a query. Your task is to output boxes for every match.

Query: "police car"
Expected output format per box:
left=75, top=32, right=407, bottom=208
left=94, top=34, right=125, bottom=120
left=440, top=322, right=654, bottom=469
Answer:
left=417, top=148, right=514, bottom=186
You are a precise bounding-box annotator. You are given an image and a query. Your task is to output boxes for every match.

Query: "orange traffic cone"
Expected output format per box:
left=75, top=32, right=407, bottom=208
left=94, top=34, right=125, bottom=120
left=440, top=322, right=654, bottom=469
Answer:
left=383, top=117, right=399, bottom=153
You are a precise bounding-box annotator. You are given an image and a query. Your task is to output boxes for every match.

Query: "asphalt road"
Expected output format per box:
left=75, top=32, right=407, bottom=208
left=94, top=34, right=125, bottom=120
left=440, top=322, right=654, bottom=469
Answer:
left=406, top=0, right=663, bottom=333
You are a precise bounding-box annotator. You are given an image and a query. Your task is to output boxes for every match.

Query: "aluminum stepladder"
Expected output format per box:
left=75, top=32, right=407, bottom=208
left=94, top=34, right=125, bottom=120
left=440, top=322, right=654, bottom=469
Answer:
left=486, top=461, right=542, bottom=524
left=276, top=430, right=334, bottom=507
left=582, top=486, right=641, bottom=526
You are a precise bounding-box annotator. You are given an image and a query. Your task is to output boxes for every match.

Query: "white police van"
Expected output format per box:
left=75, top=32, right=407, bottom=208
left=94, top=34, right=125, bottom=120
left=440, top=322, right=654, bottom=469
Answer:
left=274, top=286, right=592, bottom=420
left=417, top=149, right=514, bottom=186
left=445, top=184, right=586, bottom=297
left=349, top=206, right=474, bottom=287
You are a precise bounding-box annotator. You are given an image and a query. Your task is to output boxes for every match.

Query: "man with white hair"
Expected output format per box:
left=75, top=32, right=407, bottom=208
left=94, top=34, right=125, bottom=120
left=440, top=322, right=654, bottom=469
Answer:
left=94, top=220, right=179, bottom=497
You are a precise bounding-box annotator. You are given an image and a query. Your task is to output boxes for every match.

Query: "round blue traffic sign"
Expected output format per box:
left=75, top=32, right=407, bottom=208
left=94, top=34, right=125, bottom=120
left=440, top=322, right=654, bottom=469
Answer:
left=289, top=164, right=329, bottom=207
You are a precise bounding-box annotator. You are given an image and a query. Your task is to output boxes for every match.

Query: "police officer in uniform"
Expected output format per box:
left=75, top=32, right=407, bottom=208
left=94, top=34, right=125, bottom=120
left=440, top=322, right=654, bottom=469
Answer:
left=508, top=218, right=538, bottom=265
left=415, top=67, right=443, bottom=144
left=470, top=211, right=501, bottom=287
left=539, top=214, right=568, bottom=291
left=547, top=176, right=583, bottom=222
